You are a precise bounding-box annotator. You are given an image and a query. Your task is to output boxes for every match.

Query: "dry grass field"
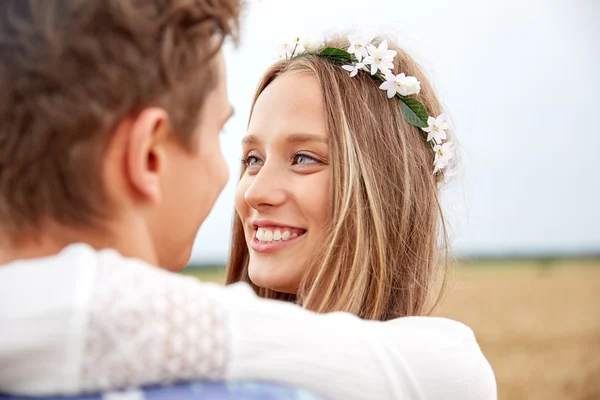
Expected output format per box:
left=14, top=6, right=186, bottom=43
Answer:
left=434, top=259, right=600, bottom=400
left=183, top=258, right=600, bottom=400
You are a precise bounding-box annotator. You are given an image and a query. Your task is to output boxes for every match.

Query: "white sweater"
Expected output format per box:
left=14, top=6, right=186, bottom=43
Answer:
left=0, top=244, right=496, bottom=399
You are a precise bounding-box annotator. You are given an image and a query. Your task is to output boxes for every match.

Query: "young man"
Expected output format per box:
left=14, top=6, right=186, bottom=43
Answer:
left=0, top=1, right=496, bottom=399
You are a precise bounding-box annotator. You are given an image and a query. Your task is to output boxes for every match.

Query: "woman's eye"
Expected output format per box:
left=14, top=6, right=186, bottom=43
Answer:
left=247, top=156, right=261, bottom=166
left=292, top=153, right=319, bottom=165
left=242, top=155, right=263, bottom=167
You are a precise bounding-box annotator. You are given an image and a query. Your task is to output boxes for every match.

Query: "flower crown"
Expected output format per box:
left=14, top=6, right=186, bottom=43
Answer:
left=277, top=35, right=455, bottom=181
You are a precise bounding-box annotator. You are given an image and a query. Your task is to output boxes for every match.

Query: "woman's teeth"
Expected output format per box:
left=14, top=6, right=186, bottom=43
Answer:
left=255, top=228, right=299, bottom=243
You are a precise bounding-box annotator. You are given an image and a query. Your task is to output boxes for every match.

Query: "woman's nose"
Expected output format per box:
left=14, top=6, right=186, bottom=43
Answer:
left=243, top=163, right=287, bottom=211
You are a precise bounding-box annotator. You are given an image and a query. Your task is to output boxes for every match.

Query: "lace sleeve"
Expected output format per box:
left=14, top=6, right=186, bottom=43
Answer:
left=79, top=254, right=230, bottom=392
left=76, top=249, right=496, bottom=400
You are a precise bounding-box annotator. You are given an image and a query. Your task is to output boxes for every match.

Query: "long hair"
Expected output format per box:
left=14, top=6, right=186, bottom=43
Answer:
left=227, top=38, right=450, bottom=320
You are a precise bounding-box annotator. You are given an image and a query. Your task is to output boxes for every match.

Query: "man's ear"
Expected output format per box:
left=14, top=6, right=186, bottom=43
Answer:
left=126, top=108, right=169, bottom=204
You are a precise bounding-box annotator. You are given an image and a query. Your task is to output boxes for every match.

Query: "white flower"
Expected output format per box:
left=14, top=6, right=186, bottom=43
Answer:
left=379, top=72, right=422, bottom=98
left=397, top=74, right=421, bottom=96
left=302, top=35, right=324, bottom=53
left=379, top=73, right=398, bottom=98
left=342, top=63, right=366, bottom=77
left=439, top=167, right=457, bottom=187
left=347, top=34, right=370, bottom=61
left=289, top=36, right=306, bottom=55
left=433, top=141, right=455, bottom=174
left=363, top=40, right=397, bottom=75
left=422, top=114, right=450, bottom=144
left=277, top=36, right=306, bottom=59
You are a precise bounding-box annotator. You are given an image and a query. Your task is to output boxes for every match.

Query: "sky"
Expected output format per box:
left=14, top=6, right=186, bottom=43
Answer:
left=190, top=0, right=600, bottom=264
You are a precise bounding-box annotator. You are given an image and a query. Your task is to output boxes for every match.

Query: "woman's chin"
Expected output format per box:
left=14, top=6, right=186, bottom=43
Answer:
left=248, top=262, right=301, bottom=294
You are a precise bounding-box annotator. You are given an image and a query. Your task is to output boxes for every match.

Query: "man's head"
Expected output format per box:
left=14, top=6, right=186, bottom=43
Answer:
left=0, top=0, right=239, bottom=269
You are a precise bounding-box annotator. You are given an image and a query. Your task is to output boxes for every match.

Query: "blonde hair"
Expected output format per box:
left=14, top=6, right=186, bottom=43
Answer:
left=227, top=38, right=450, bottom=321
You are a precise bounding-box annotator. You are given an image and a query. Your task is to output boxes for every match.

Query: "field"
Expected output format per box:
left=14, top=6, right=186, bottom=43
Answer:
left=183, top=258, right=600, bottom=400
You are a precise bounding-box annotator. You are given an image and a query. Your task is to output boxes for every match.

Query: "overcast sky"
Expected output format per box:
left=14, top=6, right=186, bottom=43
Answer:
left=190, top=0, right=600, bottom=264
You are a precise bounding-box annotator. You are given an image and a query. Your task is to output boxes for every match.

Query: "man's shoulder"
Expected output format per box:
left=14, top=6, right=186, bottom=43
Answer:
left=0, top=243, right=101, bottom=316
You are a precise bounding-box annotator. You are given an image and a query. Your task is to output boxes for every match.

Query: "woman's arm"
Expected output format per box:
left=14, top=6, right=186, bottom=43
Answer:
left=224, top=285, right=497, bottom=400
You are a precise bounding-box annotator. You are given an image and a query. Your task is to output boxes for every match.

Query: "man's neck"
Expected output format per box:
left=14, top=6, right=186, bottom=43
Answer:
left=0, top=218, right=158, bottom=266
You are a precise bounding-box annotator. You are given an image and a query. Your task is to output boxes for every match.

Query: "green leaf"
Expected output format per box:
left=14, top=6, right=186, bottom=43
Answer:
left=318, top=48, right=353, bottom=61
left=399, top=98, right=429, bottom=128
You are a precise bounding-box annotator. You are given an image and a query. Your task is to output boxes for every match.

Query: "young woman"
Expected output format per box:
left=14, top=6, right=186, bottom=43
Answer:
left=228, top=35, right=456, bottom=321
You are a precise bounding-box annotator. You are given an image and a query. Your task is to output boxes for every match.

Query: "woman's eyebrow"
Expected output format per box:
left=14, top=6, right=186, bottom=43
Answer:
left=241, top=133, right=328, bottom=146
left=285, top=133, right=328, bottom=144
left=241, top=134, right=259, bottom=145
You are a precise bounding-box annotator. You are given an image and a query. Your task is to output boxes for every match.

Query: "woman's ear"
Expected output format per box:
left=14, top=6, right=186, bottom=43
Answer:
left=125, top=108, right=169, bottom=204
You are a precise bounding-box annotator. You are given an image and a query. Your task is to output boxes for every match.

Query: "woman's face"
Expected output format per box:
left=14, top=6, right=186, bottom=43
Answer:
left=235, top=72, right=330, bottom=293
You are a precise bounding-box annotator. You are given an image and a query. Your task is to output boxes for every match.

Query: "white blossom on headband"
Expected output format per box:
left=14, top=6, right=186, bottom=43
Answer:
left=277, top=36, right=305, bottom=59
left=422, top=114, right=450, bottom=144
left=439, top=167, right=457, bottom=187
left=433, top=142, right=455, bottom=174
left=363, top=40, right=397, bottom=75
left=347, top=34, right=370, bottom=61
left=379, top=72, right=421, bottom=98
left=301, top=35, right=325, bottom=53
left=342, top=62, right=366, bottom=77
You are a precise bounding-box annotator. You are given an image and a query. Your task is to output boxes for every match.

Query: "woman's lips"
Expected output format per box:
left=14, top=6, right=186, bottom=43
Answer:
left=249, top=222, right=307, bottom=253
left=249, top=231, right=305, bottom=253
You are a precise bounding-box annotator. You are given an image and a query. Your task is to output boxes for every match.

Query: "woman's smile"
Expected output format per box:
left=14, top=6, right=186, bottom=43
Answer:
left=249, top=219, right=307, bottom=253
